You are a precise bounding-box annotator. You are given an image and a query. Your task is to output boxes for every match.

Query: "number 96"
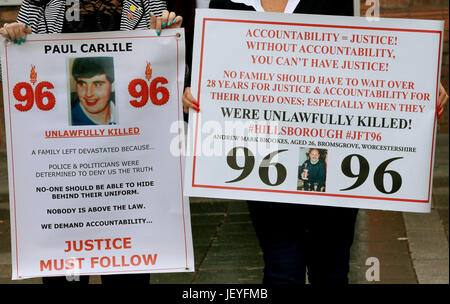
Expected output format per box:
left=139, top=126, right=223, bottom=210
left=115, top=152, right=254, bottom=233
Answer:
left=13, top=81, right=55, bottom=112
left=128, top=77, right=170, bottom=108
left=341, top=154, right=403, bottom=194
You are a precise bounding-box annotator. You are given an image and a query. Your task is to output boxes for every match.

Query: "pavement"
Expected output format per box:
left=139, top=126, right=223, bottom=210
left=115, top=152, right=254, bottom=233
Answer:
left=0, top=134, right=448, bottom=284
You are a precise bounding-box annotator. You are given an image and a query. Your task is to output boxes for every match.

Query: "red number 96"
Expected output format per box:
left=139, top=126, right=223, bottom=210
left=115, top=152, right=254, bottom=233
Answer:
left=129, top=77, right=170, bottom=108
left=13, top=81, right=55, bottom=112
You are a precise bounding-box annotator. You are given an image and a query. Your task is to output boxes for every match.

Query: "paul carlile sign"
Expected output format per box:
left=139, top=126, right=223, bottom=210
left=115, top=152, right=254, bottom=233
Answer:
left=1, top=29, right=194, bottom=280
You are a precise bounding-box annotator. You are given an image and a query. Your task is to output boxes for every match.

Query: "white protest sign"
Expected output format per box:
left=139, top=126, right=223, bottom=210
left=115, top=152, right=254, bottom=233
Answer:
left=1, top=29, right=194, bottom=279
left=184, top=9, right=444, bottom=213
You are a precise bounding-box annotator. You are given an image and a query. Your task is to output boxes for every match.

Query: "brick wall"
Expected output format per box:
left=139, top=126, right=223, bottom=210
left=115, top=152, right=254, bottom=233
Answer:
left=0, top=2, right=449, bottom=149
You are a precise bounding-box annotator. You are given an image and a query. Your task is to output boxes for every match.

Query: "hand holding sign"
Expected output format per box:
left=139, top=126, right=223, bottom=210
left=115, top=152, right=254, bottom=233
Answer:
left=0, top=22, right=32, bottom=44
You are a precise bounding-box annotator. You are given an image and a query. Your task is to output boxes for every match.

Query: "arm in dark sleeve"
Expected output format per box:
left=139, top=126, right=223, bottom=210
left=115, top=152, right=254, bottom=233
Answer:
left=209, top=0, right=225, bottom=9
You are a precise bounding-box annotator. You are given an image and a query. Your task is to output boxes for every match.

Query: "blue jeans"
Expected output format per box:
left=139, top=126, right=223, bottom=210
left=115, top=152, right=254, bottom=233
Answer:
left=247, top=201, right=358, bottom=284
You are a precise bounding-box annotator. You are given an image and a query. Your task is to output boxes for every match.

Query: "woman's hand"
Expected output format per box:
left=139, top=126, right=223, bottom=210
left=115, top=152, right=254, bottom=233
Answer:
left=182, top=87, right=199, bottom=114
left=0, top=22, right=32, bottom=44
left=150, top=10, right=183, bottom=36
left=437, top=83, right=449, bottom=119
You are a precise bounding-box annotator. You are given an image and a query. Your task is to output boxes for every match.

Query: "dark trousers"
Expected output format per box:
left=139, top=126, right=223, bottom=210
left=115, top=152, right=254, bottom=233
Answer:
left=247, top=201, right=358, bottom=285
left=42, top=273, right=150, bottom=285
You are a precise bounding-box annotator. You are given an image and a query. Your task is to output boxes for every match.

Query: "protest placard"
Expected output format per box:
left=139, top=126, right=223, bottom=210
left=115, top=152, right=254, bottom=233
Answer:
left=1, top=29, right=194, bottom=279
left=184, top=9, right=444, bottom=213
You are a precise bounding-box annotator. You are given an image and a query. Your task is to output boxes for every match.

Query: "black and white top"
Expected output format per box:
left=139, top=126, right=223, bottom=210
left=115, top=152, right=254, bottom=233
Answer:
left=0, top=0, right=166, bottom=79
left=16, top=0, right=167, bottom=33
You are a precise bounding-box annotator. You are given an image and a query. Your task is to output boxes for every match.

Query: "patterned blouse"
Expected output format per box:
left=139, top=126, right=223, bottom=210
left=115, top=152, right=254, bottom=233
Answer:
left=16, top=0, right=167, bottom=33
left=62, top=0, right=124, bottom=33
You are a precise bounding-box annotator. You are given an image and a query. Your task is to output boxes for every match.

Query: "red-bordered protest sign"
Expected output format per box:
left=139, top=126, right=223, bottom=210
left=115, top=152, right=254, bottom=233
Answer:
left=1, top=29, right=194, bottom=279
left=184, top=9, right=444, bottom=213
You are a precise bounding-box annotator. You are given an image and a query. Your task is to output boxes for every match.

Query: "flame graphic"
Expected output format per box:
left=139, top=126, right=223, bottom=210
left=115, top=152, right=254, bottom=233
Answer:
left=145, top=61, right=152, bottom=82
left=30, top=65, right=37, bottom=85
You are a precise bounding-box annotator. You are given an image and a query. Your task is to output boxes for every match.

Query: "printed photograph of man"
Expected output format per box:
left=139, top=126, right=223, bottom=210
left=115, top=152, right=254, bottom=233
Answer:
left=297, top=148, right=327, bottom=192
left=69, top=57, right=117, bottom=126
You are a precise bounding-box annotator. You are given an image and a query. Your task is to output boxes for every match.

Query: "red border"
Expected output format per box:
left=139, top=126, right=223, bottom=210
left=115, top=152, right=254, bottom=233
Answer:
left=5, top=34, right=190, bottom=278
left=191, top=18, right=443, bottom=204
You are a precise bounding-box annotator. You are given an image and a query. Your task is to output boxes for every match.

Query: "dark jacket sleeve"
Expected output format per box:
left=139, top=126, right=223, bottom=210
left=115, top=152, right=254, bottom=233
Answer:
left=209, top=0, right=226, bottom=9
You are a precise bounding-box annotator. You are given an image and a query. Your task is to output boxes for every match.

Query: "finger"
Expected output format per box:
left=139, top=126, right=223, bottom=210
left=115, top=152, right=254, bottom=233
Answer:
left=161, top=10, right=169, bottom=29
left=183, top=88, right=199, bottom=105
left=185, top=94, right=199, bottom=106
left=438, top=94, right=449, bottom=108
left=17, top=28, right=25, bottom=44
left=189, top=102, right=200, bottom=112
left=182, top=95, right=200, bottom=112
left=149, top=12, right=157, bottom=29
left=182, top=97, right=197, bottom=108
left=438, top=84, right=449, bottom=107
left=439, top=94, right=449, bottom=108
left=185, top=100, right=199, bottom=108
left=12, top=26, right=22, bottom=44
left=17, top=23, right=27, bottom=43
left=156, top=17, right=162, bottom=36
left=1, top=24, right=13, bottom=41
left=5, top=27, right=18, bottom=42
left=171, top=16, right=183, bottom=28
left=24, top=23, right=32, bottom=34
left=167, top=12, right=176, bottom=26
left=439, top=83, right=447, bottom=95
left=184, top=100, right=200, bottom=112
left=184, top=87, right=196, bottom=101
